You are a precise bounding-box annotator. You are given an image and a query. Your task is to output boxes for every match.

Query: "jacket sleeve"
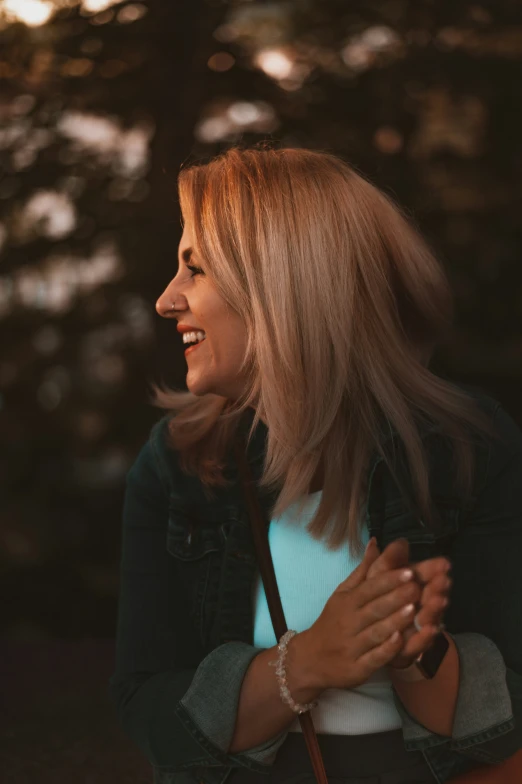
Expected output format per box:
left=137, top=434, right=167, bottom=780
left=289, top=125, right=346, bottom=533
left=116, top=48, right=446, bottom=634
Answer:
left=108, top=427, right=288, bottom=774
left=391, top=404, right=522, bottom=764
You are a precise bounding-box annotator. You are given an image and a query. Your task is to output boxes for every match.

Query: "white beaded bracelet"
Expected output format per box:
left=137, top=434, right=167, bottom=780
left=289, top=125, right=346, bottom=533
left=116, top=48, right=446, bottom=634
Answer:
left=268, top=630, right=319, bottom=715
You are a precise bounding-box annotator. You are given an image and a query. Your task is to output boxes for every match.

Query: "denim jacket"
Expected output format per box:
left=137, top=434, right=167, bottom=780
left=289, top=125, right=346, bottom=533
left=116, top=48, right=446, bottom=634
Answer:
left=109, top=383, right=522, bottom=784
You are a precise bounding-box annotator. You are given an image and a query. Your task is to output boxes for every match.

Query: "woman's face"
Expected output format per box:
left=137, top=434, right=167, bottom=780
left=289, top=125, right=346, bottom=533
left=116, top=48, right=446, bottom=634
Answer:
left=156, top=222, right=250, bottom=402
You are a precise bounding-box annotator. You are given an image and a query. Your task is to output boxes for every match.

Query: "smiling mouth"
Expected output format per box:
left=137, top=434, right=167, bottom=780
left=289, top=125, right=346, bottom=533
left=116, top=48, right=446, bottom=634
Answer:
left=184, top=338, right=206, bottom=355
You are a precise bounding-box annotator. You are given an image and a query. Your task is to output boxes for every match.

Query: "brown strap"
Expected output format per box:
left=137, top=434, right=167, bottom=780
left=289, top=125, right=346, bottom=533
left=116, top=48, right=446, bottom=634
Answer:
left=234, top=436, right=328, bottom=784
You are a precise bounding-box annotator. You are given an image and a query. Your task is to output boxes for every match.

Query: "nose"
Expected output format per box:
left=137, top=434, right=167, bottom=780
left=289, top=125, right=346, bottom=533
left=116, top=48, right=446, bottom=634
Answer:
left=155, top=295, right=173, bottom=317
left=156, top=284, right=185, bottom=318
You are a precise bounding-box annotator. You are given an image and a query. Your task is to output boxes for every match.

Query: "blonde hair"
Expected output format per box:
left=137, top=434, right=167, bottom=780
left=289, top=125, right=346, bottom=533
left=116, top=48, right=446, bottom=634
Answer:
left=151, top=144, right=499, bottom=557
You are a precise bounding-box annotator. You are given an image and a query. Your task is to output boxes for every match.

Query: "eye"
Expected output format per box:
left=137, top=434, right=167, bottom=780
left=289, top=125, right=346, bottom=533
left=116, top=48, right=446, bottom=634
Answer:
left=186, top=264, right=204, bottom=278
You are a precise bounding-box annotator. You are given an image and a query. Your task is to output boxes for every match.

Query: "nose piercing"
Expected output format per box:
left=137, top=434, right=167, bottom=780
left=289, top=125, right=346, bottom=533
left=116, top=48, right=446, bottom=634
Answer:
left=156, top=300, right=177, bottom=314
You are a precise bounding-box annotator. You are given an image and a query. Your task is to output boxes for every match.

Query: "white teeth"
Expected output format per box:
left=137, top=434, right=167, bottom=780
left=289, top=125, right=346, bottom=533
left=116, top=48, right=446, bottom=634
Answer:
left=182, top=330, right=206, bottom=345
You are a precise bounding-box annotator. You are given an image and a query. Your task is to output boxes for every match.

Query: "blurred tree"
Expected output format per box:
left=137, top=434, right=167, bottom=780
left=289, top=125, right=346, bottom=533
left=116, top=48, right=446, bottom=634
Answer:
left=0, top=0, right=226, bottom=637
left=0, top=0, right=521, bottom=638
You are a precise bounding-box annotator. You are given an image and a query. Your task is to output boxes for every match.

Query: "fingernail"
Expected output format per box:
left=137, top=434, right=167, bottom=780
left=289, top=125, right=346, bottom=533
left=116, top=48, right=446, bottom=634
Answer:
left=365, top=537, right=375, bottom=553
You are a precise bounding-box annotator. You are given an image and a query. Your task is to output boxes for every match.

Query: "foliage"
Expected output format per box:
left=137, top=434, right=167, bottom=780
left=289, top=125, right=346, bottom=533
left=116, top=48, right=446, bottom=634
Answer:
left=0, top=0, right=521, bottom=637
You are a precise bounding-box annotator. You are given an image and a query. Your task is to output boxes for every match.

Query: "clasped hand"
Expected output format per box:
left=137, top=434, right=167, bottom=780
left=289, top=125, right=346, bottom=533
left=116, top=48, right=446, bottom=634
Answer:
left=365, top=537, right=452, bottom=670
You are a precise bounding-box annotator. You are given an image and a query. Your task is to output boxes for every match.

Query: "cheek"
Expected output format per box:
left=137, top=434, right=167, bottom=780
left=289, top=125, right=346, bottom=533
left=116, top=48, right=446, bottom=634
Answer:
left=210, top=341, right=242, bottom=370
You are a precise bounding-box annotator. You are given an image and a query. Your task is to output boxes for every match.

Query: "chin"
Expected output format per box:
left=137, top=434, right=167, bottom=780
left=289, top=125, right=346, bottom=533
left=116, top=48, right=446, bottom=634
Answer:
left=185, top=370, right=219, bottom=398
left=185, top=362, right=243, bottom=400
left=186, top=380, right=212, bottom=397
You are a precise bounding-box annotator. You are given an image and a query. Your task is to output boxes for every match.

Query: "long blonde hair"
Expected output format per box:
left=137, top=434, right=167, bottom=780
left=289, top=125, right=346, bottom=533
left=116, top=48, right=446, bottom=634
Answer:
left=152, top=144, right=499, bottom=556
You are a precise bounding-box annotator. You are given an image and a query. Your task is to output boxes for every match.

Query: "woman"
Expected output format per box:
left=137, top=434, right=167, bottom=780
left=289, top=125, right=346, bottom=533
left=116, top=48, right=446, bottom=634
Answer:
left=109, top=146, right=522, bottom=784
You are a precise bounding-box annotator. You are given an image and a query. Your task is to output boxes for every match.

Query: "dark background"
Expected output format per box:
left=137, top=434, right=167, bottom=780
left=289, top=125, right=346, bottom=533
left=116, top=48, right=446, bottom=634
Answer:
left=1, top=0, right=521, bottom=780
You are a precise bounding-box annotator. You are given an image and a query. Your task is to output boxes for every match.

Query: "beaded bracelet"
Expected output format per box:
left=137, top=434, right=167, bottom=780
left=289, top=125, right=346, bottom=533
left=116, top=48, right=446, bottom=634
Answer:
left=268, top=630, right=319, bottom=715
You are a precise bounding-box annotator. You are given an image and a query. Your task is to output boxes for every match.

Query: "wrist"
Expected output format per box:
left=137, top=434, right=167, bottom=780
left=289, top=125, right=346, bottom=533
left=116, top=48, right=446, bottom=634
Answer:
left=285, top=630, right=325, bottom=700
left=388, top=631, right=451, bottom=682
left=388, top=661, right=426, bottom=682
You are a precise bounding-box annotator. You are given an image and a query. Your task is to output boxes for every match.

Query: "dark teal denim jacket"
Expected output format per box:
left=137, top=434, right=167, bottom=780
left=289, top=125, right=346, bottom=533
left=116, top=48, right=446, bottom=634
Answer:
left=109, top=384, right=522, bottom=784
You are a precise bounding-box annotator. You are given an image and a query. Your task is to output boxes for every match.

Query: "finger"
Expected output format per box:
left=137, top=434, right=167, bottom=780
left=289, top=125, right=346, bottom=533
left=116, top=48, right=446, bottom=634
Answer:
left=409, top=579, right=449, bottom=634
left=411, top=557, right=452, bottom=586
left=416, top=573, right=452, bottom=625
left=411, top=605, right=446, bottom=636
left=367, top=544, right=450, bottom=588
left=366, top=538, right=410, bottom=581
left=414, top=590, right=448, bottom=628
left=395, top=571, right=451, bottom=645
left=358, top=580, right=421, bottom=633
left=421, top=572, right=452, bottom=605
left=350, top=566, right=419, bottom=609
left=356, top=627, right=405, bottom=675
left=356, top=601, right=417, bottom=658
left=337, top=537, right=382, bottom=591
left=392, top=624, right=443, bottom=664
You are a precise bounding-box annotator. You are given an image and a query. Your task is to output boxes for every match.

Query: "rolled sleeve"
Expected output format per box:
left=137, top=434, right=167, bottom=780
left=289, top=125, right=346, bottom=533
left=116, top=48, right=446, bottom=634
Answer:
left=236, top=732, right=289, bottom=766
left=393, top=403, right=522, bottom=764
left=449, top=633, right=514, bottom=750
left=392, top=633, right=515, bottom=752
left=180, top=641, right=289, bottom=768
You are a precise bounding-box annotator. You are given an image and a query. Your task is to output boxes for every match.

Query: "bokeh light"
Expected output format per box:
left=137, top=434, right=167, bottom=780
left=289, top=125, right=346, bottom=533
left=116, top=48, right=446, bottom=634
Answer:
left=207, top=52, right=235, bottom=72
left=0, top=0, right=520, bottom=666
left=2, top=0, right=54, bottom=27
